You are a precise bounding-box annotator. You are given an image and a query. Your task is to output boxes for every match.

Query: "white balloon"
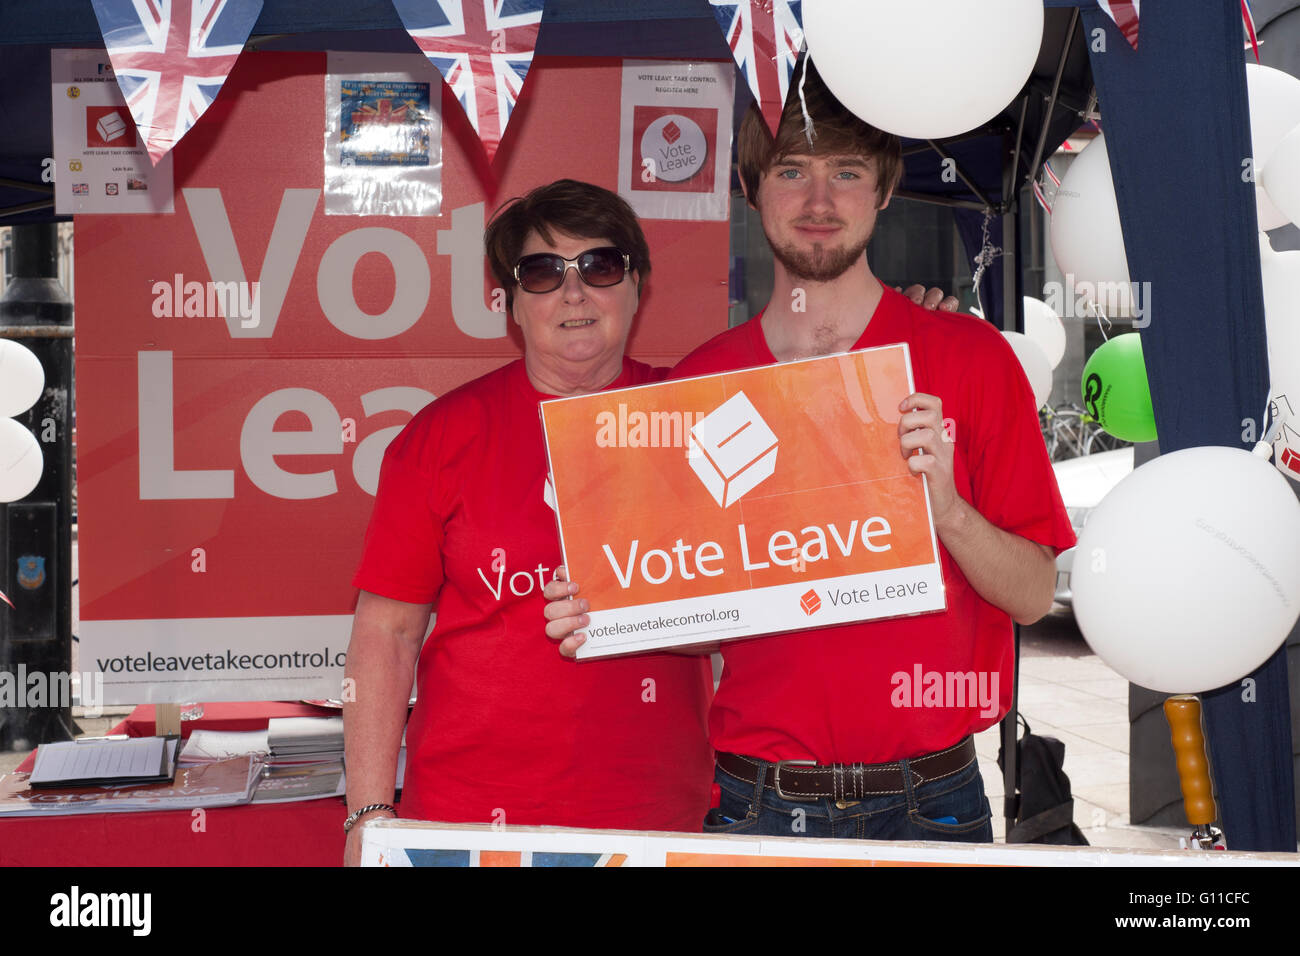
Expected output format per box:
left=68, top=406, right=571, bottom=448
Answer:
left=0, top=339, right=45, bottom=418
left=1261, top=120, right=1300, bottom=231
left=0, top=418, right=43, bottom=502
left=1259, top=235, right=1300, bottom=482
left=1023, top=296, right=1066, bottom=369
left=803, top=0, right=1044, bottom=140
left=1001, top=330, right=1053, bottom=410
left=1072, top=445, right=1300, bottom=694
left=1049, top=135, right=1138, bottom=318
left=1246, top=64, right=1300, bottom=232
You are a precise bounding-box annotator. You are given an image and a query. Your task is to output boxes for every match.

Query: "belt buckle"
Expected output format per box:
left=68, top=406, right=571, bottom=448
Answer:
left=772, top=759, right=818, bottom=801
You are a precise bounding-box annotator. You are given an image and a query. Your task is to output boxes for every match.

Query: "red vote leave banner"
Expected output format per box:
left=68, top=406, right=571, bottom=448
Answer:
left=75, top=52, right=730, bottom=702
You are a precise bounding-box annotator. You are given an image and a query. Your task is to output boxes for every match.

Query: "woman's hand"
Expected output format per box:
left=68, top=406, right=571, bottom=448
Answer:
left=542, top=567, right=588, bottom=658
left=341, top=591, right=428, bottom=866
left=343, top=808, right=397, bottom=867
left=899, top=284, right=959, bottom=312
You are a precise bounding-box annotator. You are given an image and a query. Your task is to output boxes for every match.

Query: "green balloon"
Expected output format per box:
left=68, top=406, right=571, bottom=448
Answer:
left=1081, top=333, right=1157, bottom=443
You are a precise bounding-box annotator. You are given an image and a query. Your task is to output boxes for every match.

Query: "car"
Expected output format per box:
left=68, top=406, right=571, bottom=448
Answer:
left=1050, top=446, right=1134, bottom=607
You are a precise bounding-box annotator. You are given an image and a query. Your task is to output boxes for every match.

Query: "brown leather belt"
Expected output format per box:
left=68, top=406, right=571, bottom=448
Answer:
left=715, top=737, right=977, bottom=802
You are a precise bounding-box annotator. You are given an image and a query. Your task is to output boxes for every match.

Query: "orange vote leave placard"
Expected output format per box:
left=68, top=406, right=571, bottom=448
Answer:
left=539, top=345, right=947, bottom=660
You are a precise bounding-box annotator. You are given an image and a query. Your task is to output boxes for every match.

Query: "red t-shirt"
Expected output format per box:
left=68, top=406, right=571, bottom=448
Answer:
left=353, top=357, right=714, bottom=830
left=672, top=287, right=1076, bottom=765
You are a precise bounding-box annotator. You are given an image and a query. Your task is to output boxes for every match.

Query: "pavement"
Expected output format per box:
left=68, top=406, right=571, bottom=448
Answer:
left=0, top=594, right=1193, bottom=850
left=975, top=610, right=1185, bottom=849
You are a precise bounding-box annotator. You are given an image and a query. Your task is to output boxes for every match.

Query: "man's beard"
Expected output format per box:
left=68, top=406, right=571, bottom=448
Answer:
left=769, top=227, right=871, bottom=283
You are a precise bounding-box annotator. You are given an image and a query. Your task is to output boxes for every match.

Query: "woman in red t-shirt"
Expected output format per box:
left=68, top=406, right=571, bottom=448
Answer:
left=341, top=180, right=715, bottom=864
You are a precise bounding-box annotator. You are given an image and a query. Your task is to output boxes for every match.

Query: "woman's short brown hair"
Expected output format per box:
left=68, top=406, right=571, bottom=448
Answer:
left=736, top=58, right=902, bottom=209
left=484, top=179, right=651, bottom=310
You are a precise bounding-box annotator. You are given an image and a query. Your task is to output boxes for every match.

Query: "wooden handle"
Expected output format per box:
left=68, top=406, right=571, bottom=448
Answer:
left=153, top=702, right=182, bottom=737
left=1164, top=695, right=1216, bottom=826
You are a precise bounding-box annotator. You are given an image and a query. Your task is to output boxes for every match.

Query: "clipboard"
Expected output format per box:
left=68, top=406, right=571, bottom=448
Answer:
left=28, top=736, right=181, bottom=788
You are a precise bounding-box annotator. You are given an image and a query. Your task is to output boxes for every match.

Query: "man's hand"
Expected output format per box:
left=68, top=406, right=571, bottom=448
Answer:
left=899, top=284, right=960, bottom=312
left=542, top=567, right=587, bottom=658
left=897, top=393, right=1056, bottom=625
left=898, top=392, right=958, bottom=524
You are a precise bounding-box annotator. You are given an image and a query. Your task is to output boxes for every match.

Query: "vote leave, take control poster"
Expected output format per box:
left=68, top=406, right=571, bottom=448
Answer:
left=74, top=53, right=730, bottom=702
left=540, top=346, right=947, bottom=660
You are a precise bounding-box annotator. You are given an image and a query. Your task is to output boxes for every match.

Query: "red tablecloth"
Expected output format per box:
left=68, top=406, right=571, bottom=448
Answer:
left=1, top=702, right=354, bottom=867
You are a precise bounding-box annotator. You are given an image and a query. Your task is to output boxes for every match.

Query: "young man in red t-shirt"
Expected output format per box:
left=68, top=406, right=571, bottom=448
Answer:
left=547, top=62, right=1075, bottom=841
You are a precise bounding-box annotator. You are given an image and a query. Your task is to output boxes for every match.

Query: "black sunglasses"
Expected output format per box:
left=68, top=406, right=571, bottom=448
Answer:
left=512, top=246, right=631, bottom=294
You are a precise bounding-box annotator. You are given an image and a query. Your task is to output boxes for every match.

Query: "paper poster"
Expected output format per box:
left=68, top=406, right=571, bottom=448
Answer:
left=618, top=59, right=734, bottom=221
left=324, top=52, right=442, bottom=216
left=50, top=49, right=173, bottom=215
left=540, top=346, right=946, bottom=660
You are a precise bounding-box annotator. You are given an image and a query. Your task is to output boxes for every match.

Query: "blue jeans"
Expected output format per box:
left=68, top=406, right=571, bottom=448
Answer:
left=702, top=751, right=993, bottom=842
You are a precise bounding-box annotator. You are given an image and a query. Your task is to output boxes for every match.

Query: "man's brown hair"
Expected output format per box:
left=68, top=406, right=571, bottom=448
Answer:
left=736, top=58, right=903, bottom=209
left=484, top=179, right=651, bottom=310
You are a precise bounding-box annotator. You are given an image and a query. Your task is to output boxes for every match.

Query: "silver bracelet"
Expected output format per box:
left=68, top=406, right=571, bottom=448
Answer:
left=343, top=803, right=396, bottom=833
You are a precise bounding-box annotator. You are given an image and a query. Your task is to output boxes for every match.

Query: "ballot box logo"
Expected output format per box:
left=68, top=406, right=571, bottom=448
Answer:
left=632, top=106, right=717, bottom=193
left=688, top=390, right=778, bottom=508
left=799, top=589, right=821, bottom=616
left=86, top=106, right=137, bottom=148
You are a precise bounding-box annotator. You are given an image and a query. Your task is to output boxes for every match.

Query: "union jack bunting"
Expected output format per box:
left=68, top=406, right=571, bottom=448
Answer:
left=1242, top=0, right=1260, bottom=62
left=391, top=0, right=546, bottom=162
left=89, top=0, right=263, bottom=164
left=1097, top=0, right=1139, bottom=51
left=710, top=1, right=804, bottom=136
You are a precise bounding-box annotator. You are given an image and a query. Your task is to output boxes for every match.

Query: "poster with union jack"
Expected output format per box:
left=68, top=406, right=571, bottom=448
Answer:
left=89, top=0, right=263, bottom=165
left=391, top=0, right=546, bottom=163
left=710, top=1, right=804, bottom=136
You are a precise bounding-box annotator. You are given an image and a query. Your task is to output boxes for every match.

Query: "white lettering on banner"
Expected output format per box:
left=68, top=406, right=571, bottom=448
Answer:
left=240, top=388, right=344, bottom=499
left=317, top=228, right=430, bottom=340
left=352, top=387, right=436, bottom=495
left=185, top=188, right=503, bottom=341
left=137, top=352, right=434, bottom=500
left=183, top=187, right=319, bottom=339
left=139, top=351, right=235, bottom=499
left=437, top=201, right=506, bottom=339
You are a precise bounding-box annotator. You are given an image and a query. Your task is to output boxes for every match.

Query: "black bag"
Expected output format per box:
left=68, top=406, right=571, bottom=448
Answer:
left=997, top=715, right=1090, bottom=845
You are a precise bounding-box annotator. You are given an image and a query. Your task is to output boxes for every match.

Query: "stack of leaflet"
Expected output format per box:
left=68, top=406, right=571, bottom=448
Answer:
left=267, top=717, right=344, bottom=761
left=252, top=717, right=405, bottom=803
